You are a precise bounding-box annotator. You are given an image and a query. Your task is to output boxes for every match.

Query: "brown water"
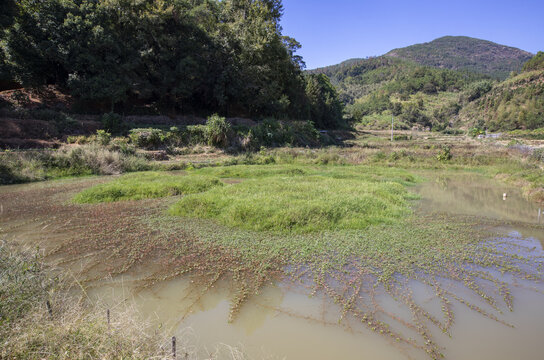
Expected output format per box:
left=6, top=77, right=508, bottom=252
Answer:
left=1, top=173, right=544, bottom=359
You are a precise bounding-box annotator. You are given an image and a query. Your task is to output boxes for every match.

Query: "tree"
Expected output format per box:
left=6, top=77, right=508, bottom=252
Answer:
left=2, top=0, right=313, bottom=120
left=305, top=74, right=344, bottom=129
left=0, top=0, right=17, bottom=30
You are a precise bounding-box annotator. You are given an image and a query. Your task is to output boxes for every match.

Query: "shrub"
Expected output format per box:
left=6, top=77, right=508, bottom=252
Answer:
left=129, top=128, right=166, bottom=149
left=101, top=112, right=125, bottom=134
left=469, top=126, right=485, bottom=138
left=244, top=119, right=320, bottom=150
left=205, top=114, right=231, bottom=147
left=109, top=137, right=135, bottom=155
left=530, top=148, right=544, bottom=162
left=95, top=130, right=111, bottom=146
left=66, top=135, right=92, bottom=144
left=248, top=118, right=286, bottom=148
left=436, top=146, right=452, bottom=162
left=185, top=125, right=207, bottom=145
left=287, top=121, right=320, bottom=147
left=464, top=80, right=494, bottom=102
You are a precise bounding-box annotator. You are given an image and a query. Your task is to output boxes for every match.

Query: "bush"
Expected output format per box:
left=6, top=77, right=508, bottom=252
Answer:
left=129, top=128, right=166, bottom=149
left=109, top=137, right=135, bottom=155
left=436, top=146, right=452, bottom=162
left=101, top=112, right=125, bottom=134
left=464, top=80, right=494, bottom=102
left=530, top=148, right=544, bottom=162
left=185, top=125, right=207, bottom=145
left=246, top=119, right=320, bottom=150
left=66, top=135, right=92, bottom=144
left=469, top=126, right=485, bottom=138
left=205, top=114, right=231, bottom=147
left=95, top=130, right=111, bottom=146
left=248, top=118, right=287, bottom=148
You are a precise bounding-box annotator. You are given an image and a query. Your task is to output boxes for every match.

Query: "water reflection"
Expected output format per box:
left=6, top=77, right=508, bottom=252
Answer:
left=2, top=173, right=544, bottom=359
left=415, top=173, right=543, bottom=224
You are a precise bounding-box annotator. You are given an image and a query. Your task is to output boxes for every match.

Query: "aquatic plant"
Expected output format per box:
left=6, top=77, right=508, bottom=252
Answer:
left=2, top=165, right=543, bottom=359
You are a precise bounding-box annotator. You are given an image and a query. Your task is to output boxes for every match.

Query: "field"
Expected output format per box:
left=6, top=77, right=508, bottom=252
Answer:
left=1, top=130, right=544, bottom=359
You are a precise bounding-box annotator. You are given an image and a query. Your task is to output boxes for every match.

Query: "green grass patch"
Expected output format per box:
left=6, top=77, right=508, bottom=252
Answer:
left=170, top=165, right=418, bottom=233
left=73, top=172, right=222, bottom=203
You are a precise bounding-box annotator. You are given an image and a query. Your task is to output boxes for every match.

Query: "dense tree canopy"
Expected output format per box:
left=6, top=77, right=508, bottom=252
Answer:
left=0, top=0, right=343, bottom=127
left=305, top=74, right=344, bottom=129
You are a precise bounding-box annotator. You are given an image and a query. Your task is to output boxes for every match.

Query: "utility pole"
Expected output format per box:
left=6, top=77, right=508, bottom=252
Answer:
left=391, top=116, right=394, bottom=142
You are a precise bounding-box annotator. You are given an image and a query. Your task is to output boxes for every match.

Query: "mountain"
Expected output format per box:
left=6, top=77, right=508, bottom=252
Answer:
left=308, top=55, right=490, bottom=130
left=308, top=37, right=541, bottom=132
left=385, top=36, right=533, bottom=80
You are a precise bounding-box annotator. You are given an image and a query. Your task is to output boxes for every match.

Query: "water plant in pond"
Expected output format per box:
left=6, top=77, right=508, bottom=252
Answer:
left=3, top=166, right=544, bottom=359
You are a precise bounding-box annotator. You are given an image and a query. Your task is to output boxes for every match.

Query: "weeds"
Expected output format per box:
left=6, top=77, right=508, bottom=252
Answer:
left=0, top=244, right=249, bottom=360
left=170, top=165, right=417, bottom=233
left=2, top=130, right=544, bottom=360
left=73, top=172, right=223, bottom=203
left=0, top=144, right=151, bottom=184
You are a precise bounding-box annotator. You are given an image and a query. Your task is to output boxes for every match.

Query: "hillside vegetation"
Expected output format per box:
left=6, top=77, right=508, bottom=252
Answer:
left=310, top=38, right=542, bottom=133
left=386, top=36, right=533, bottom=79
left=459, top=66, right=544, bottom=131
left=0, top=0, right=343, bottom=128
left=310, top=55, right=491, bottom=131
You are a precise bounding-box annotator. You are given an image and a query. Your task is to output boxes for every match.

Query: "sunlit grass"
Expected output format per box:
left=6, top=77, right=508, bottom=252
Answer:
left=170, top=171, right=417, bottom=233
left=73, top=171, right=222, bottom=203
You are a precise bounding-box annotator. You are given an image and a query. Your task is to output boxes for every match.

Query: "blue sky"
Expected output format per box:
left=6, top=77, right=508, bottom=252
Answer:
left=281, top=0, right=544, bottom=69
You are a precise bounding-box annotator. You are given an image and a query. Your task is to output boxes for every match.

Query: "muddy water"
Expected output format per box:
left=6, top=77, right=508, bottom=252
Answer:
left=2, top=173, right=544, bottom=359
left=414, top=172, right=543, bottom=226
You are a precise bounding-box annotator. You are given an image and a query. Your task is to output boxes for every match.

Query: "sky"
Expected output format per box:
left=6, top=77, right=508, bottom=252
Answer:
left=280, top=0, right=544, bottom=69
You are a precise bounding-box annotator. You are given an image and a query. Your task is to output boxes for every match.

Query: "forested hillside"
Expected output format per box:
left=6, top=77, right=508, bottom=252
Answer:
left=310, top=38, right=542, bottom=132
left=0, top=0, right=343, bottom=128
left=386, top=36, right=533, bottom=79
left=459, top=51, right=544, bottom=131
left=310, top=55, right=491, bottom=130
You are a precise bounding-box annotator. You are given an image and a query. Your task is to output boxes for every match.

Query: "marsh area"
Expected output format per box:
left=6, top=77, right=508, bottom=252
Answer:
left=1, top=159, right=543, bottom=359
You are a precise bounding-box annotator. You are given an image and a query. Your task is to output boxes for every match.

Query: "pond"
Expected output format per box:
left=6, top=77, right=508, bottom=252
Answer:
left=1, top=172, right=543, bottom=359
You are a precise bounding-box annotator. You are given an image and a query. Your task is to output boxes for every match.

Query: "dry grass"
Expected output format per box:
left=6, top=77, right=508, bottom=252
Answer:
left=0, top=244, right=248, bottom=360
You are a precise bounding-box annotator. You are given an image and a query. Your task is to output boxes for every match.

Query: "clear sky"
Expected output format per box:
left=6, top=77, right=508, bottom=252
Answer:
left=281, top=0, right=544, bottom=69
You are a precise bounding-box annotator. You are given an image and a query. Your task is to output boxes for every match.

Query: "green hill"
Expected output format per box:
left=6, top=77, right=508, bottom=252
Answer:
left=309, top=55, right=491, bottom=130
left=459, top=59, right=544, bottom=131
left=310, top=37, right=541, bottom=132
left=385, top=36, right=533, bottom=80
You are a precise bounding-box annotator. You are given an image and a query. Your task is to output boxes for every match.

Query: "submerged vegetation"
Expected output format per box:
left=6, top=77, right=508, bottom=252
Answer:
left=1, top=129, right=543, bottom=359
left=0, top=244, right=249, bottom=359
